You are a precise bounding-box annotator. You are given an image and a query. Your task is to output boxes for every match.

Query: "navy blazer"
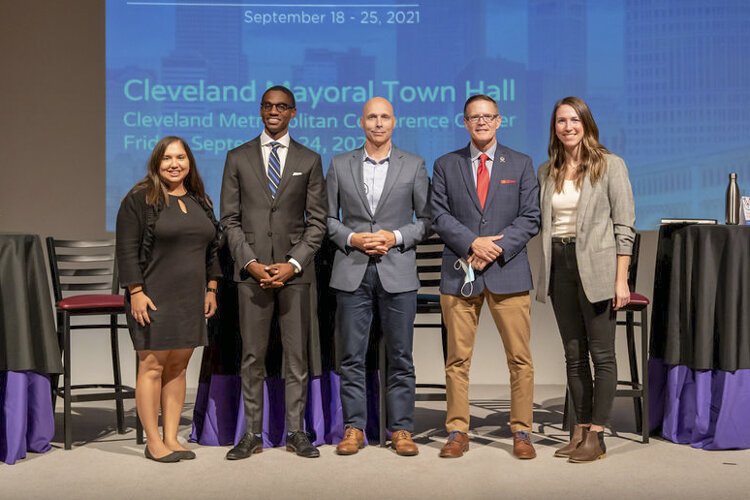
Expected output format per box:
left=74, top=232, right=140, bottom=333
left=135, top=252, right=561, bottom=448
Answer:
left=431, top=143, right=540, bottom=296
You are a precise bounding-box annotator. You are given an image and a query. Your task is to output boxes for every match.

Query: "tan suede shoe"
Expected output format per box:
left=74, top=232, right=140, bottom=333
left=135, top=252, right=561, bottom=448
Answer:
left=512, top=431, right=537, bottom=459
left=336, top=426, right=365, bottom=455
left=439, top=431, right=469, bottom=458
left=391, top=430, right=419, bottom=456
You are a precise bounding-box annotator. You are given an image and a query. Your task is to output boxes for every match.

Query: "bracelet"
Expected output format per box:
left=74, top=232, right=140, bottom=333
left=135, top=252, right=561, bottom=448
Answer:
left=206, top=287, right=218, bottom=293
left=130, top=289, right=144, bottom=296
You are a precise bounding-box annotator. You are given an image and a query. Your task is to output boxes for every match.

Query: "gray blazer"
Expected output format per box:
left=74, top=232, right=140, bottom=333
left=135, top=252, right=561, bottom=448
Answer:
left=536, top=153, right=636, bottom=304
left=326, top=146, right=430, bottom=293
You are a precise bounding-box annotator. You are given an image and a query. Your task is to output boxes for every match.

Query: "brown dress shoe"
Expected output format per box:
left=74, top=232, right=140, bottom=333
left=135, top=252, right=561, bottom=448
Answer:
left=554, top=425, right=587, bottom=458
left=568, top=430, right=606, bottom=463
left=391, top=430, right=419, bottom=456
left=512, top=431, right=537, bottom=459
left=336, top=426, right=365, bottom=455
left=439, top=431, right=469, bottom=458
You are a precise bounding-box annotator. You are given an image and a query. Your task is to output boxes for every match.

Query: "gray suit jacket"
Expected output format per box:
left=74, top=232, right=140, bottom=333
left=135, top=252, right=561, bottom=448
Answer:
left=536, top=153, right=636, bottom=304
left=326, top=146, right=431, bottom=293
left=220, top=136, right=327, bottom=283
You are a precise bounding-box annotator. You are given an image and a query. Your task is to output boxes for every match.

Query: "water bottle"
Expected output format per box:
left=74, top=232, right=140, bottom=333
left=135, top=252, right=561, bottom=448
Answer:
left=725, top=173, right=740, bottom=225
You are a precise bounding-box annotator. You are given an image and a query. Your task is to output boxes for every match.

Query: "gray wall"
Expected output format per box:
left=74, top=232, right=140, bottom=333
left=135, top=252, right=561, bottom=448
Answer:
left=0, top=1, right=657, bottom=389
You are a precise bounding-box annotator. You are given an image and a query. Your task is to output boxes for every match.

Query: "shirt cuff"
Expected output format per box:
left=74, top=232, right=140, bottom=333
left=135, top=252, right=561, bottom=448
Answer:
left=244, top=259, right=257, bottom=269
left=288, top=258, right=302, bottom=273
left=346, top=232, right=354, bottom=248
left=393, top=230, right=403, bottom=247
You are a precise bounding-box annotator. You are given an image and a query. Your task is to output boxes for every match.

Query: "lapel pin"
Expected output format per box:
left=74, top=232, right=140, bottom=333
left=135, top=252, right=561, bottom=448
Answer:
left=498, top=156, right=506, bottom=163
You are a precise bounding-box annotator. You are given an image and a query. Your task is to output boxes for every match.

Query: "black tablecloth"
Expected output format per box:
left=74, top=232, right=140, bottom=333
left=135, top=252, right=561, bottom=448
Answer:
left=650, top=224, right=750, bottom=371
left=0, top=234, right=62, bottom=373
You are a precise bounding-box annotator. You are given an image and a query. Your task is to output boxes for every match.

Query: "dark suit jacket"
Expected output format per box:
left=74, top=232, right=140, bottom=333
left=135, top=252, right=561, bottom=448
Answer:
left=326, top=145, right=431, bottom=293
left=220, top=136, right=327, bottom=283
left=431, top=143, right=540, bottom=296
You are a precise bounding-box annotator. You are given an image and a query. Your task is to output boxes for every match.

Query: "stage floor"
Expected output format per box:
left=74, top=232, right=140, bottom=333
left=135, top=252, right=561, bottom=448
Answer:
left=3, top=385, right=748, bottom=499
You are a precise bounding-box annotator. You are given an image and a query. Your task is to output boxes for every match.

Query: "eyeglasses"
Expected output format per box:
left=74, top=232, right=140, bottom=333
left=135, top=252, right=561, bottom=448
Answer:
left=465, top=114, right=499, bottom=123
left=260, top=102, right=295, bottom=112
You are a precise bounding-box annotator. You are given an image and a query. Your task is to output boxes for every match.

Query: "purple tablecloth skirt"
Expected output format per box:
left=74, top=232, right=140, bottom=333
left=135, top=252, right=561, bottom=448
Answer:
left=649, top=358, right=750, bottom=450
left=1, top=371, right=55, bottom=464
left=190, top=371, right=382, bottom=448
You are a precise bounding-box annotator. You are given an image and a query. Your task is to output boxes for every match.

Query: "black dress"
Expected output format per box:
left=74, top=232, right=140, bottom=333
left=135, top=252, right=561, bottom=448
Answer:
left=125, top=194, right=219, bottom=351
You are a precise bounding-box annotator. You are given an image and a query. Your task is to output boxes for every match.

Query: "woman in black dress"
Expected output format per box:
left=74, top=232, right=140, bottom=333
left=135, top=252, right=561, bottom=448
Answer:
left=116, top=136, right=221, bottom=462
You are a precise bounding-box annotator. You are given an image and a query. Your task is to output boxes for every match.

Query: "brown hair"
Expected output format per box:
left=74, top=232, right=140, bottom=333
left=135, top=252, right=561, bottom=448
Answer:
left=133, top=136, right=211, bottom=208
left=546, top=96, right=609, bottom=192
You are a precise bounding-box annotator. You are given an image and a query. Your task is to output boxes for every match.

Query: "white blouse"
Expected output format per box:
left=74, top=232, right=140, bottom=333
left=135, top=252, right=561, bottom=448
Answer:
left=551, top=180, right=580, bottom=238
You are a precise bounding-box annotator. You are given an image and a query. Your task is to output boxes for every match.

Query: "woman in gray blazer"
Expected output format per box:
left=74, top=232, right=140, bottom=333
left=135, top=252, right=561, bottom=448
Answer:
left=536, top=97, right=635, bottom=463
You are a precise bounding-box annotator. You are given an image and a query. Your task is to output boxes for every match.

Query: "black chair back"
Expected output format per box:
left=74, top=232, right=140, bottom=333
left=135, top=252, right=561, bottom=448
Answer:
left=415, top=233, right=444, bottom=299
left=46, top=238, right=119, bottom=302
left=627, top=233, right=641, bottom=292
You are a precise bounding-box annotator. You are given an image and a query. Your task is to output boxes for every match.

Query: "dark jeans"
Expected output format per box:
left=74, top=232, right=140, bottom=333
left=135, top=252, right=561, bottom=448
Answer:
left=550, top=241, right=617, bottom=426
left=335, top=262, right=417, bottom=432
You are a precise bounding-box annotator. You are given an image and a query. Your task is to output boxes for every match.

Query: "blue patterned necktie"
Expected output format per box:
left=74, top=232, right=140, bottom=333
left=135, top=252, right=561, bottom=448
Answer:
left=267, top=141, right=282, bottom=198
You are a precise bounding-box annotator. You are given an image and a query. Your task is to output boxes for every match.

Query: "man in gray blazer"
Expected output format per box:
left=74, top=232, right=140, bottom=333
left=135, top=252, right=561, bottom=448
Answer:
left=221, top=85, right=327, bottom=459
left=326, top=97, right=430, bottom=456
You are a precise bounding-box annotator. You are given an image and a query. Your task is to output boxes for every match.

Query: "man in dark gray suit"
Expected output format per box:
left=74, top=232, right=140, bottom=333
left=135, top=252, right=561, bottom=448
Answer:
left=326, top=97, right=430, bottom=456
left=221, top=85, right=327, bottom=459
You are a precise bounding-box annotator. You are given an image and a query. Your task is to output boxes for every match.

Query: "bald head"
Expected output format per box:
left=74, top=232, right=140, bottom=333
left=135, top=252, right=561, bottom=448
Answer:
left=360, top=97, right=395, bottom=150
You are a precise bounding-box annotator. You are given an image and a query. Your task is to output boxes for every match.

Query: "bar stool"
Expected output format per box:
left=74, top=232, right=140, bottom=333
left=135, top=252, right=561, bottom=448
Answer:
left=46, top=238, right=143, bottom=449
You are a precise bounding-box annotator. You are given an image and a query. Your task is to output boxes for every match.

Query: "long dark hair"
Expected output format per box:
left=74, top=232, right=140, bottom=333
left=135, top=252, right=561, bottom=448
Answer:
left=546, top=96, right=609, bottom=192
left=133, top=136, right=211, bottom=208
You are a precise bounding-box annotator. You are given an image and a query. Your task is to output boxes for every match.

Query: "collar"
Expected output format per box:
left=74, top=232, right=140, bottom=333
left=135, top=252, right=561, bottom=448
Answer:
left=469, top=141, right=497, bottom=162
left=260, top=131, right=291, bottom=148
left=362, top=146, right=392, bottom=165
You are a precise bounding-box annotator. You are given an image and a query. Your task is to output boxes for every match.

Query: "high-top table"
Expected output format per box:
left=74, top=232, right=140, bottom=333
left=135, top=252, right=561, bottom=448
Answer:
left=649, top=224, right=750, bottom=449
left=0, top=234, right=62, bottom=464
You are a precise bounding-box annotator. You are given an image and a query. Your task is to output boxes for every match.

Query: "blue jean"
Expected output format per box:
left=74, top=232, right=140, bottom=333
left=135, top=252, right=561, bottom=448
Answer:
left=335, top=262, right=417, bottom=432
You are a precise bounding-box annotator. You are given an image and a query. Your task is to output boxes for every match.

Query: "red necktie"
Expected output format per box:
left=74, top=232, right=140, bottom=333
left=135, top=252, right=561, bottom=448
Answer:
left=476, top=153, right=490, bottom=209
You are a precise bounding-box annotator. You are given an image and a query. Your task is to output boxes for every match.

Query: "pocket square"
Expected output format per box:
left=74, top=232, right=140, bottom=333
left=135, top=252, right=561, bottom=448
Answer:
left=499, top=179, right=517, bottom=184
left=292, top=172, right=303, bottom=176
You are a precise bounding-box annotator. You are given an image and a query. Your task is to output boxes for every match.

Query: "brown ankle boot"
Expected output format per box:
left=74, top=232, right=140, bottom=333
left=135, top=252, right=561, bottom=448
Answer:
left=336, top=426, right=365, bottom=455
left=568, top=430, right=606, bottom=463
left=554, top=425, right=587, bottom=458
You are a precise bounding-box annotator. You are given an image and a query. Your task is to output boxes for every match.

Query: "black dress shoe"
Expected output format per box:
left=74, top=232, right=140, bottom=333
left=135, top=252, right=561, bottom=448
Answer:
left=144, top=446, right=181, bottom=463
left=286, top=431, right=320, bottom=458
left=226, top=433, right=263, bottom=460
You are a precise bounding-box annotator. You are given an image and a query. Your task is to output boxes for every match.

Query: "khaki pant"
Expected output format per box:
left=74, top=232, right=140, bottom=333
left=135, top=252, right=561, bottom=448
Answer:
left=441, top=290, right=533, bottom=433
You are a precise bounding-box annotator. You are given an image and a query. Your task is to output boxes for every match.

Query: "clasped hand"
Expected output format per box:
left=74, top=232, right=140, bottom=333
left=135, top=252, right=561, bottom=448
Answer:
left=246, top=261, right=295, bottom=288
left=467, top=234, right=504, bottom=271
left=351, top=230, right=396, bottom=256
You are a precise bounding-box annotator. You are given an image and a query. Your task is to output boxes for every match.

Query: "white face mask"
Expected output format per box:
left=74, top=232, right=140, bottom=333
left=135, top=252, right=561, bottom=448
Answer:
left=454, top=258, right=475, bottom=297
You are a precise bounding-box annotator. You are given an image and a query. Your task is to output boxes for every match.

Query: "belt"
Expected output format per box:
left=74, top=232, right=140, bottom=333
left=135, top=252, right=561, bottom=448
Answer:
left=552, top=236, right=576, bottom=244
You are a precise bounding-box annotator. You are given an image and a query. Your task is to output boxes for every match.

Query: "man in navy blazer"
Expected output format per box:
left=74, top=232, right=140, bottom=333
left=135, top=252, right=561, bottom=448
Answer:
left=431, top=94, right=540, bottom=459
left=327, top=97, right=430, bottom=456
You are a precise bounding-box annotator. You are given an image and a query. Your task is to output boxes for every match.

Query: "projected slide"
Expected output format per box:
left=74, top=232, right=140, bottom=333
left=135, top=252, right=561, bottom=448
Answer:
left=106, top=0, right=750, bottom=230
